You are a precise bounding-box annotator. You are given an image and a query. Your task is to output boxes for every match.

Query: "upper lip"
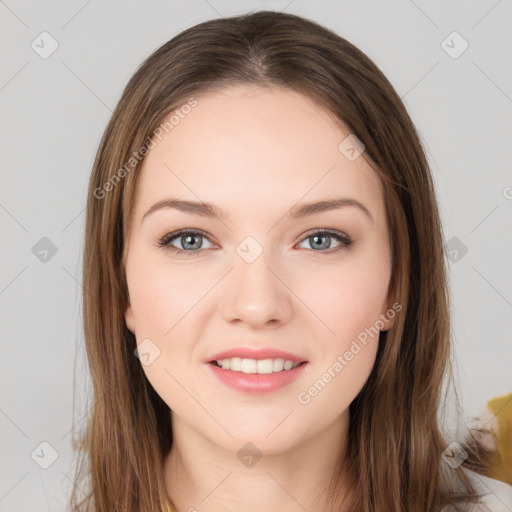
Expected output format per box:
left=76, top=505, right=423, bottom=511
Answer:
left=206, top=347, right=308, bottom=364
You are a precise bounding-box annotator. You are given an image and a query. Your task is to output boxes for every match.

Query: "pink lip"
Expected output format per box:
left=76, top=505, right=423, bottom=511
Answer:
left=206, top=347, right=308, bottom=364
left=207, top=360, right=309, bottom=394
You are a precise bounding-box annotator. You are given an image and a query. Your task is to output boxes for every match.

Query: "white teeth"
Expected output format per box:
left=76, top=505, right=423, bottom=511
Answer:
left=220, top=358, right=232, bottom=370
left=214, top=357, right=302, bottom=374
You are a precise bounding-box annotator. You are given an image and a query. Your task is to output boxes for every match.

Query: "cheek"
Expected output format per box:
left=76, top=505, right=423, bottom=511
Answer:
left=300, top=257, right=390, bottom=346
left=127, top=251, right=205, bottom=335
left=126, top=254, right=206, bottom=404
left=296, top=263, right=386, bottom=410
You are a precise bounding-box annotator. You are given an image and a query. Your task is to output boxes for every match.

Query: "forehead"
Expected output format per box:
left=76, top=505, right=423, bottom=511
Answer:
left=134, top=84, right=385, bottom=222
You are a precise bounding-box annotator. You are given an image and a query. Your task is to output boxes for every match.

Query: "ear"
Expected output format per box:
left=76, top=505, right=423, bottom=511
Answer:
left=380, top=293, right=398, bottom=332
left=125, top=301, right=136, bottom=334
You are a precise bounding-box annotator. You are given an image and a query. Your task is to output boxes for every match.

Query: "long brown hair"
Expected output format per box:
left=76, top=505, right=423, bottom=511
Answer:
left=69, top=10, right=490, bottom=512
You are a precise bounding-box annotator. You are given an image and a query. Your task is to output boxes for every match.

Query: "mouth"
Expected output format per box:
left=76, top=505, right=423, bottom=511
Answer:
left=207, top=358, right=309, bottom=394
left=208, top=358, right=308, bottom=374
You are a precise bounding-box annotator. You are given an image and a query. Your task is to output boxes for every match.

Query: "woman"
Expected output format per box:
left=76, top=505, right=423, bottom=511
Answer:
left=69, top=10, right=512, bottom=512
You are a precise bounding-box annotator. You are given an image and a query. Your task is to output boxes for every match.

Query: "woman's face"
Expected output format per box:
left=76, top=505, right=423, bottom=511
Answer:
left=124, top=84, right=396, bottom=453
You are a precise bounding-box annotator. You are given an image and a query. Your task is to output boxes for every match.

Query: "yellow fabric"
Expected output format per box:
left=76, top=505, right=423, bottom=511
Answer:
left=487, top=392, right=512, bottom=485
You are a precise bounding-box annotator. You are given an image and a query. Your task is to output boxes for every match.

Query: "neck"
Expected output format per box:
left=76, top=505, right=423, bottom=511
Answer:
left=164, top=409, right=354, bottom=512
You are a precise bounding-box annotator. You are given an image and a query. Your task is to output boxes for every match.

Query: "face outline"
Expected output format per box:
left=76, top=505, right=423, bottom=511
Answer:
left=123, top=84, right=396, bottom=455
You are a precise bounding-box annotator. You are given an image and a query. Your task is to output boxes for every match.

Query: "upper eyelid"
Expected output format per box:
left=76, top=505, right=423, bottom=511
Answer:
left=160, top=228, right=351, bottom=247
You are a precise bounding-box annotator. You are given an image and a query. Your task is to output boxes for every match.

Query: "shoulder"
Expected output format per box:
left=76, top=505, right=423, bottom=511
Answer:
left=462, top=468, right=512, bottom=512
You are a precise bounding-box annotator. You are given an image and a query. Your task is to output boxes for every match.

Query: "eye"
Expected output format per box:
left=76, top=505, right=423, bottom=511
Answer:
left=157, top=228, right=353, bottom=256
left=157, top=229, right=214, bottom=256
left=296, top=229, right=353, bottom=253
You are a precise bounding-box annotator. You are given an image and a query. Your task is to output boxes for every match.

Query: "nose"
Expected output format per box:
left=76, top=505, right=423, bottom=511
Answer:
left=220, top=250, right=293, bottom=328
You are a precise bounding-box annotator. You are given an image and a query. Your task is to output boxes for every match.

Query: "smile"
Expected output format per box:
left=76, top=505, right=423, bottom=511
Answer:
left=207, top=359, right=309, bottom=394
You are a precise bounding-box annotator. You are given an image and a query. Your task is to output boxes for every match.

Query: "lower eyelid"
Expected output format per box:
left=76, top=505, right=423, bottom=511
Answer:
left=298, top=231, right=352, bottom=250
left=161, top=230, right=214, bottom=250
left=158, top=229, right=352, bottom=253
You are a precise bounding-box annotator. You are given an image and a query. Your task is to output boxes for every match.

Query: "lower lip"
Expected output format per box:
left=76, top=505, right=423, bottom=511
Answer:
left=207, top=362, right=308, bottom=394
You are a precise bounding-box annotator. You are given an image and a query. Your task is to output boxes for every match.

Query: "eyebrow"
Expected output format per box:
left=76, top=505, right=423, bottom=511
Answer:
left=141, top=197, right=374, bottom=224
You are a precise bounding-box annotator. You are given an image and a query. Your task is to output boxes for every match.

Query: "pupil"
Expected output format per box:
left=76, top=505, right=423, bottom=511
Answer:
left=312, top=234, right=329, bottom=250
left=183, top=234, right=201, bottom=250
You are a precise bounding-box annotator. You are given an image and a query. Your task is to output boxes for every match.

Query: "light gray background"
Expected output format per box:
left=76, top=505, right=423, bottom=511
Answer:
left=1, top=1, right=511, bottom=510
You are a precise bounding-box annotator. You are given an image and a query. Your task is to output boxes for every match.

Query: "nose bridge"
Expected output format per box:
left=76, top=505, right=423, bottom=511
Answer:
left=221, top=235, right=292, bottom=326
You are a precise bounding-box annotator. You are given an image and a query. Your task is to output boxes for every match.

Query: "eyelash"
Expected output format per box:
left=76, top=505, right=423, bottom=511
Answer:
left=156, top=228, right=353, bottom=256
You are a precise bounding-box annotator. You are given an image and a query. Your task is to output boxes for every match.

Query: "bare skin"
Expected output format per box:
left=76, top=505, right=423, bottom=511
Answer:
left=124, top=85, right=396, bottom=512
